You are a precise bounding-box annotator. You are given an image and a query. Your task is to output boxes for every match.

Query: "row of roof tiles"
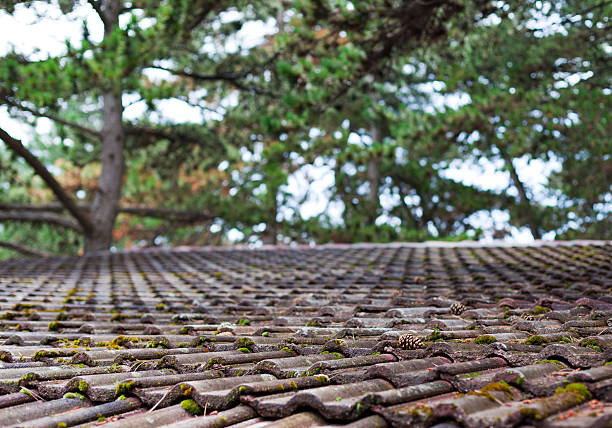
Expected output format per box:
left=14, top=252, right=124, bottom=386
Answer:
left=0, top=242, right=609, bottom=427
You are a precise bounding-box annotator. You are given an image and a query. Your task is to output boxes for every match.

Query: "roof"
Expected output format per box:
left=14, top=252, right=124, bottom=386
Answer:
left=0, top=241, right=610, bottom=427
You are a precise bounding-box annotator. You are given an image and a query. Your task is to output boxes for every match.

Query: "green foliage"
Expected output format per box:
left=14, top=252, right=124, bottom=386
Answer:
left=0, top=1, right=609, bottom=256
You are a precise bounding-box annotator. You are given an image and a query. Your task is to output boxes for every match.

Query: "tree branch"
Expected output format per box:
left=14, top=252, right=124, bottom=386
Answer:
left=0, top=211, right=82, bottom=231
left=0, top=240, right=54, bottom=258
left=0, top=128, right=94, bottom=234
left=0, top=202, right=215, bottom=223
left=148, top=65, right=248, bottom=81
left=1, top=95, right=101, bottom=138
left=124, top=124, right=209, bottom=145
left=118, top=206, right=215, bottom=222
left=87, top=0, right=110, bottom=28
left=148, top=66, right=275, bottom=96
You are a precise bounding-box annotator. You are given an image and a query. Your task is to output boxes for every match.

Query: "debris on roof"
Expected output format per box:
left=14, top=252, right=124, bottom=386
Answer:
left=0, top=241, right=610, bottom=427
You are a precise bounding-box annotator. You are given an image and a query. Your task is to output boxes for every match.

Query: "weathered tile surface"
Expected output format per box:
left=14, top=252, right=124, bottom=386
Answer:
left=0, top=241, right=610, bottom=427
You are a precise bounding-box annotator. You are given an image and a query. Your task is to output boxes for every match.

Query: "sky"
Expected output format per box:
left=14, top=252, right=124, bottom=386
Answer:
left=0, top=1, right=565, bottom=244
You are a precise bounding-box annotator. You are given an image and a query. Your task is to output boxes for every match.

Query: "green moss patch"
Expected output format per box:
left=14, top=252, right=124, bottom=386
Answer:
left=530, top=305, right=550, bottom=315
left=580, top=338, right=602, bottom=352
left=555, top=383, right=592, bottom=401
left=115, top=380, right=135, bottom=396
left=475, top=335, right=497, bottom=345
left=181, top=399, right=203, bottom=415
left=523, top=335, right=549, bottom=346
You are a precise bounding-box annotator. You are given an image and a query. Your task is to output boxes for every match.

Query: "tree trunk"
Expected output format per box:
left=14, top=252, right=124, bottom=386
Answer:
left=366, top=125, right=381, bottom=224
left=85, top=91, right=125, bottom=252
left=85, top=0, right=124, bottom=253
left=499, top=148, right=542, bottom=240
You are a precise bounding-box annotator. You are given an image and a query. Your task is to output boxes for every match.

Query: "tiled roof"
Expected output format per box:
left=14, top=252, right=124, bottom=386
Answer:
left=0, top=241, right=610, bottom=427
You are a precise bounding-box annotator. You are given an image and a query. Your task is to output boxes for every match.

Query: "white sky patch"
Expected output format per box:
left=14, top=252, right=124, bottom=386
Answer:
left=0, top=107, right=31, bottom=140
left=463, top=209, right=540, bottom=241
left=142, top=66, right=177, bottom=84
left=440, top=157, right=510, bottom=192
left=152, top=99, right=205, bottom=123
left=227, top=228, right=245, bottom=242
left=0, top=2, right=103, bottom=58
left=512, top=155, right=562, bottom=206
left=283, top=162, right=336, bottom=219
left=417, top=81, right=472, bottom=113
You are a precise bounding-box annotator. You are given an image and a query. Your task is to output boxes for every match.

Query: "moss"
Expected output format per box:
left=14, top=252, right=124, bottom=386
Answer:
left=57, top=423, right=67, bottom=428
left=145, top=338, right=169, bottom=349
left=194, top=337, right=211, bottom=348
left=304, top=366, right=321, bottom=376
left=116, top=395, right=127, bottom=400
left=155, top=303, right=166, bottom=311
left=110, top=336, right=141, bottom=347
left=580, top=338, right=602, bottom=352
left=115, top=380, right=135, bottom=396
left=0, top=353, right=11, bottom=362
left=406, top=404, right=433, bottom=420
left=12, top=303, right=35, bottom=311
left=205, top=358, right=223, bottom=369
left=519, top=407, right=539, bottom=419
left=523, top=335, right=549, bottom=346
left=77, top=380, right=88, bottom=392
left=428, top=328, right=442, bottom=341
left=33, top=350, right=61, bottom=361
left=530, top=305, right=551, bottom=315
left=20, top=373, right=37, bottom=383
left=111, top=314, right=128, bottom=322
left=261, top=331, right=269, bottom=337
left=480, top=381, right=513, bottom=399
left=237, top=347, right=251, bottom=353
left=179, top=327, right=190, bottom=335
left=180, top=384, right=193, bottom=395
left=555, top=383, right=592, bottom=401
left=97, top=414, right=106, bottom=422
left=237, top=318, right=250, bottom=326
left=48, top=321, right=61, bottom=331
left=475, top=335, right=497, bottom=345
left=181, top=399, right=203, bottom=415
left=63, top=392, right=86, bottom=400
left=235, top=337, right=254, bottom=349
left=0, top=311, right=16, bottom=320
left=604, top=361, right=612, bottom=366
left=557, top=336, right=571, bottom=344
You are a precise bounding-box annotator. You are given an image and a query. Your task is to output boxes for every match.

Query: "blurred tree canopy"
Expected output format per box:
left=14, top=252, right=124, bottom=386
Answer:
left=0, top=0, right=610, bottom=258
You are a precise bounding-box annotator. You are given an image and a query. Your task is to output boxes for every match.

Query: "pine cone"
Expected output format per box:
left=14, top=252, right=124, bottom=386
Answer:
left=397, top=333, right=424, bottom=350
left=521, top=313, right=536, bottom=321
left=450, top=302, right=467, bottom=315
